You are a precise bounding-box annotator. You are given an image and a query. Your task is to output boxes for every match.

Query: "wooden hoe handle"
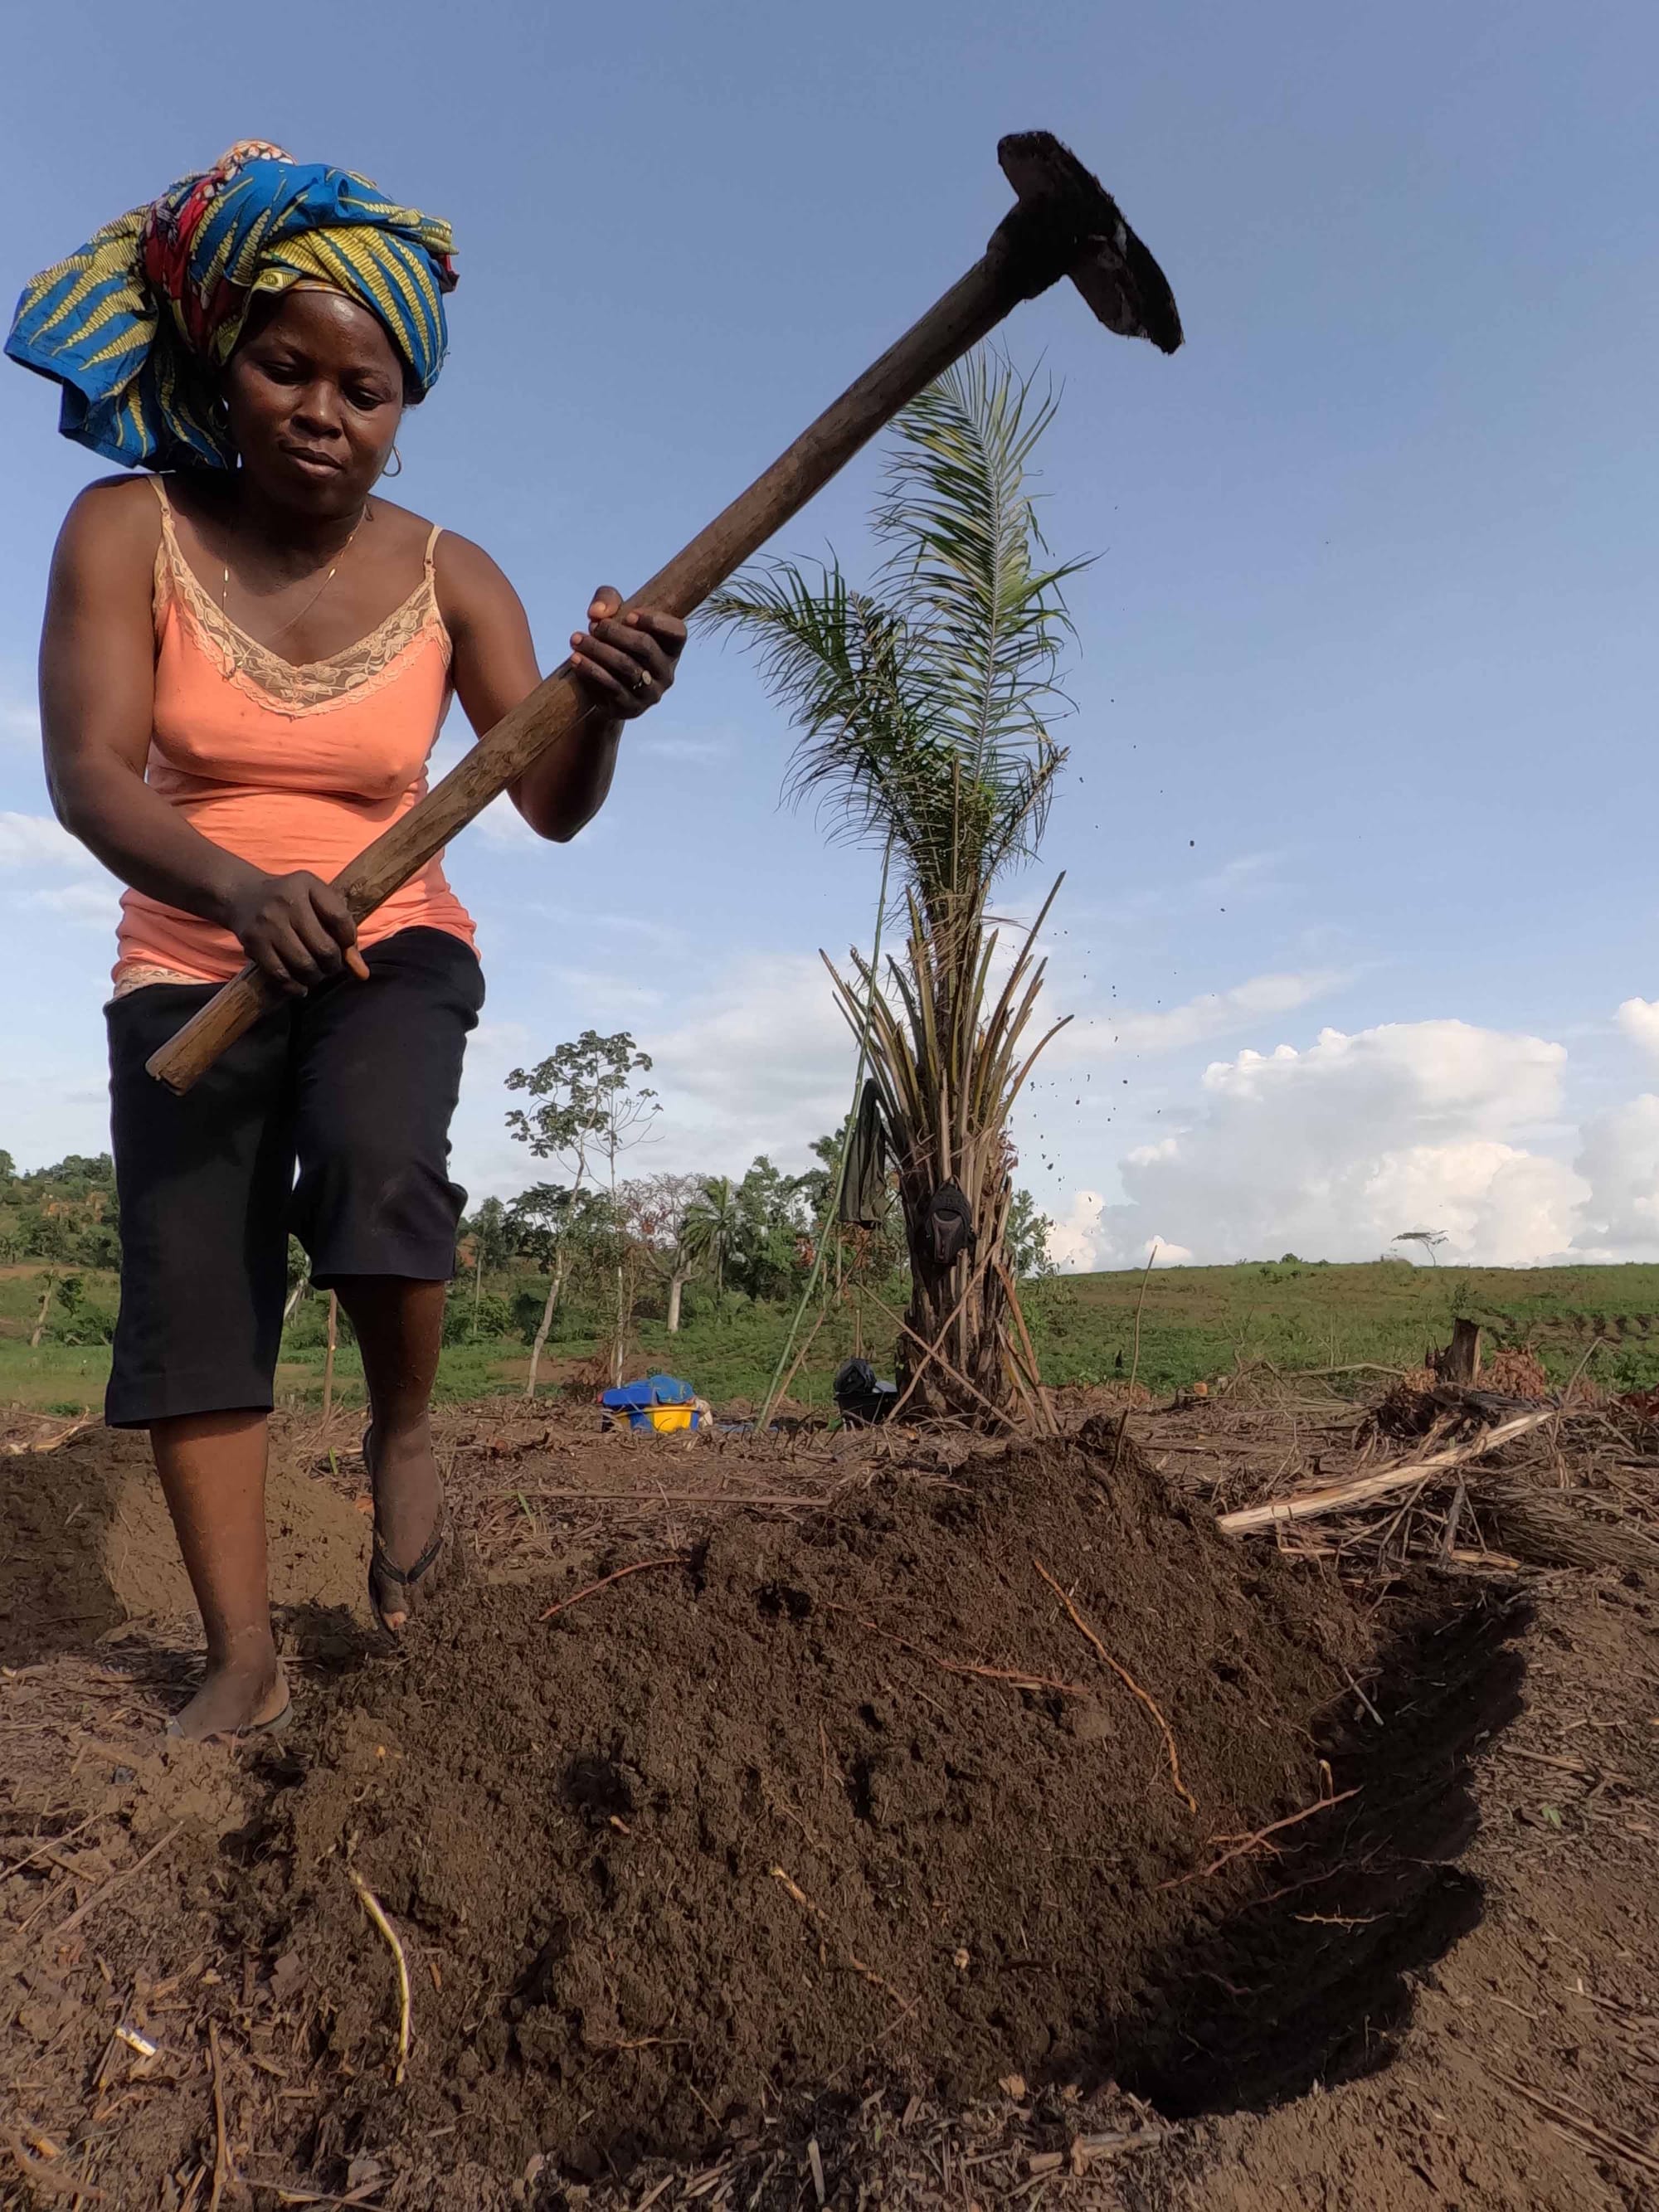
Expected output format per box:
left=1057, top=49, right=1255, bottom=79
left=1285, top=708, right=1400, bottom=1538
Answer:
left=148, top=132, right=1180, bottom=1095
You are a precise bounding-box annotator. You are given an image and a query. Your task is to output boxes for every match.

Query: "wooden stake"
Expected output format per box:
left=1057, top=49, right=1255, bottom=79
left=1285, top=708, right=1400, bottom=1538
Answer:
left=995, top=1258, right=1058, bottom=1433
left=322, top=1291, right=338, bottom=1421
left=1433, top=1317, right=1482, bottom=1385
left=1217, top=1408, right=1559, bottom=1535
left=28, top=1271, right=56, bottom=1351
left=1128, top=1240, right=1159, bottom=1394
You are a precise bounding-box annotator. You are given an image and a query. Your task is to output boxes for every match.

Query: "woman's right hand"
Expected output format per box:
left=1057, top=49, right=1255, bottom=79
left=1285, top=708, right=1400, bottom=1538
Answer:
left=222, top=870, right=370, bottom=994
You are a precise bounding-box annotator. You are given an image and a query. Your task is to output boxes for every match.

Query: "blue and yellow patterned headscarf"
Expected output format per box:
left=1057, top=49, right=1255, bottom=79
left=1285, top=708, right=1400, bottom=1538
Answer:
left=5, top=141, right=458, bottom=470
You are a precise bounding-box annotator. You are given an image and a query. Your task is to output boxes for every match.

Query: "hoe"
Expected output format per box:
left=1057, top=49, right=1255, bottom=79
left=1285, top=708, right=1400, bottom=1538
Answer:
left=148, top=132, right=1182, bottom=1095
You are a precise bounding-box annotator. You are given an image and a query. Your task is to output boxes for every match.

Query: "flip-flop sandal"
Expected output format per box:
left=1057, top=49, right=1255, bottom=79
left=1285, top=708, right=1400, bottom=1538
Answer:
left=369, top=1513, right=454, bottom=1632
left=364, top=1425, right=455, bottom=1632
left=165, top=1691, right=294, bottom=1742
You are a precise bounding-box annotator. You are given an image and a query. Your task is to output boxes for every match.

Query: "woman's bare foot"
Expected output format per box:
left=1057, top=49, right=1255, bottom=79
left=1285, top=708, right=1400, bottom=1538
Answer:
left=168, top=1641, right=288, bottom=1741
left=367, top=1416, right=445, bottom=1631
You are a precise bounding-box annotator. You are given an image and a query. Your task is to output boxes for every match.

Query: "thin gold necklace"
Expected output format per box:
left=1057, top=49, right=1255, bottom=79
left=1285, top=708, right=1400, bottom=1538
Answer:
left=221, top=503, right=370, bottom=646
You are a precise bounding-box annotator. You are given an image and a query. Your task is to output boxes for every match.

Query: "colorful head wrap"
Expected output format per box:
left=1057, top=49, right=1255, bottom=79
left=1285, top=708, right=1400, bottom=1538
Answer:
left=5, top=141, right=457, bottom=470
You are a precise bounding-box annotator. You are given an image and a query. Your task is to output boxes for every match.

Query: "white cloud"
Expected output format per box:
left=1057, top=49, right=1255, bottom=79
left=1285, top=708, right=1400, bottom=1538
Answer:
left=1617, top=998, right=1659, bottom=1060
left=1194, top=851, right=1285, bottom=902
left=1051, top=1191, right=1194, bottom=1270
left=1053, top=968, right=1347, bottom=1065
left=1572, top=1094, right=1659, bottom=1257
left=0, top=1056, right=115, bottom=1166
left=0, top=811, right=89, bottom=871
left=1048, top=1189, right=1106, bottom=1271
left=644, top=952, right=854, bottom=1169
left=1063, top=1018, right=1588, bottom=1269
left=450, top=966, right=1659, bottom=1269
left=441, top=955, right=853, bottom=1200
left=32, top=882, right=117, bottom=928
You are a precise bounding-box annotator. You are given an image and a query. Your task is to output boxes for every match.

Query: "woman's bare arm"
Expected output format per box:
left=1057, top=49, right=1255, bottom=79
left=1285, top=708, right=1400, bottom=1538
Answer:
left=41, top=479, right=365, bottom=992
left=437, top=533, right=684, bottom=842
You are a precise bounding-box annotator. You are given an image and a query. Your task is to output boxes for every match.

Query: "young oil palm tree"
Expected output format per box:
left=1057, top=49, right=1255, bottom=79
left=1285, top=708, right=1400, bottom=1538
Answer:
left=703, top=350, right=1080, bottom=1420
left=683, top=1174, right=741, bottom=1310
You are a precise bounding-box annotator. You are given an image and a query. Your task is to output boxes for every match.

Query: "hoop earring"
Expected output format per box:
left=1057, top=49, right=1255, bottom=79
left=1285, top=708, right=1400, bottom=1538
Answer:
left=382, top=444, right=403, bottom=479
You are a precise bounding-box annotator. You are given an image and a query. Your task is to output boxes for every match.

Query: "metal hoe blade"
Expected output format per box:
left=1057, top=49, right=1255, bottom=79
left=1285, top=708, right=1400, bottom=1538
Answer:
left=995, top=131, right=1183, bottom=354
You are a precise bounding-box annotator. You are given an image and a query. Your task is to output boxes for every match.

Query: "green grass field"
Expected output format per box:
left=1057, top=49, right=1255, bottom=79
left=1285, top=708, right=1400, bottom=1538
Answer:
left=6, top=1256, right=1659, bottom=1417
left=1023, top=1258, right=1659, bottom=1395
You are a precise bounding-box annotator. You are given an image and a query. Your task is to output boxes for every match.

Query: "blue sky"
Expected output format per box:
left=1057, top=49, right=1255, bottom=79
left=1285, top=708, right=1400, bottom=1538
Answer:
left=3, top=1, right=1657, bottom=1265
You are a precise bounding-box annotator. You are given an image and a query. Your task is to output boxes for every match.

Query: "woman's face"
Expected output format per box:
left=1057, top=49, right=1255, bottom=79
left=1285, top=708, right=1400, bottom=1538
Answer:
left=223, top=285, right=406, bottom=516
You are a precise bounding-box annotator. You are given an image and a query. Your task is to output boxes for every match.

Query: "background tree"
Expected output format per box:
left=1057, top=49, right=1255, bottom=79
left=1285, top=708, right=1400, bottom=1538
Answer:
left=1005, top=1186, right=1054, bottom=1279
left=730, top=1156, right=815, bottom=1302
left=283, top=1235, right=310, bottom=1326
left=505, top=1031, right=659, bottom=1393
left=1394, top=1229, right=1448, bottom=1266
left=706, top=351, right=1080, bottom=1417
left=682, top=1175, right=740, bottom=1311
left=620, top=1173, right=705, bottom=1334
left=505, top=1183, right=615, bottom=1388
left=506, top=1182, right=577, bottom=1397
left=462, top=1195, right=513, bottom=1336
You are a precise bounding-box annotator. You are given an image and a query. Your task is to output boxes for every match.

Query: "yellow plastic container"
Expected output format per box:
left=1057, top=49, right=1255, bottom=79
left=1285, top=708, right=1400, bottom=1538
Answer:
left=645, top=1405, right=697, bottom=1433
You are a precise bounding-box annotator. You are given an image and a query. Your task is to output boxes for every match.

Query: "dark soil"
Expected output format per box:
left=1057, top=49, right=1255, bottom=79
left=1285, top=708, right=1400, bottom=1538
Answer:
left=0, top=1421, right=366, bottom=1665
left=11, top=1399, right=1647, bottom=2212
left=226, top=1423, right=1512, bottom=2188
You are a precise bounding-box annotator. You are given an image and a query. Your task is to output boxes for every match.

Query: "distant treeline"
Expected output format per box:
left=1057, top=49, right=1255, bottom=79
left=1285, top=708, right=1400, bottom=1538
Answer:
left=0, top=1142, right=1053, bottom=1329
left=0, top=1151, right=120, bottom=1269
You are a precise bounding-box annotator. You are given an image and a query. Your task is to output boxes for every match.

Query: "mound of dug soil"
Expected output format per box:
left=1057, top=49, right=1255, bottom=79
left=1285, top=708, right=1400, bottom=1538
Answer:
left=242, top=1429, right=1414, bottom=2182
left=0, top=1425, right=367, bottom=1664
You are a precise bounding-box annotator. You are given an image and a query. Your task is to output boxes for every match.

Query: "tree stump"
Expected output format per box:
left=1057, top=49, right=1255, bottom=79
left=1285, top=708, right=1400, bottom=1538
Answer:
left=1431, top=1318, right=1482, bottom=1385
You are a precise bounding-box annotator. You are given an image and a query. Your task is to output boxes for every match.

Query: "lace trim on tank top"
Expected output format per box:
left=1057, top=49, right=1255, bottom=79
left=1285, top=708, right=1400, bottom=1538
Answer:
left=109, top=962, right=199, bottom=999
left=149, top=479, right=450, bottom=717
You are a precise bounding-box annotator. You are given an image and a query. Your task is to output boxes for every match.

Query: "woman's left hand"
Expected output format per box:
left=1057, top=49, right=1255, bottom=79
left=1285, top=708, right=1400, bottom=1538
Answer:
left=569, top=586, right=686, bottom=719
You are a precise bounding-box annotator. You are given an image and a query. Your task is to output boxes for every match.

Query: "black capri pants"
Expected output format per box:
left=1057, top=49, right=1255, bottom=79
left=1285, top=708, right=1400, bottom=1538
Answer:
left=105, top=926, right=484, bottom=1428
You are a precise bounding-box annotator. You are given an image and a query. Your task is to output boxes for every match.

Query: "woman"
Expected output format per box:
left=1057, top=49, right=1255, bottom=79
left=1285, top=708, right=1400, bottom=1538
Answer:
left=9, top=143, right=686, bottom=1740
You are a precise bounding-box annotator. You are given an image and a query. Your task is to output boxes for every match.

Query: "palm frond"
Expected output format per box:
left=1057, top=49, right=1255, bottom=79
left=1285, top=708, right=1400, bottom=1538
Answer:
left=874, top=352, right=1087, bottom=871
left=703, top=562, right=927, bottom=857
left=699, top=351, right=1082, bottom=910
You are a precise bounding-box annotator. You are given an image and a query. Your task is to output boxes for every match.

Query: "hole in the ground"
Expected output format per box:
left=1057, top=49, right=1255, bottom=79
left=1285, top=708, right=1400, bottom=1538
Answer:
left=845, top=1752, right=878, bottom=1824
left=757, top=1581, right=814, bottom=1621
left=562, top=1750, right=636, bottom=1822
left=1105, top=1585, right=1529, bottom=2119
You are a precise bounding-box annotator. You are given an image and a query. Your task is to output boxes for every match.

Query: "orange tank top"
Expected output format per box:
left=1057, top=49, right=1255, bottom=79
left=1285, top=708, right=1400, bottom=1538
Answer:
left=113, top=478, right=478, bottom=989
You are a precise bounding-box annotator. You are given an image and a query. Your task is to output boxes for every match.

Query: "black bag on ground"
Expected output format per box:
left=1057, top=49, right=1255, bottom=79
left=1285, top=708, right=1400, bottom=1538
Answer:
left=834, top=1356, right=898, bottom=1425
